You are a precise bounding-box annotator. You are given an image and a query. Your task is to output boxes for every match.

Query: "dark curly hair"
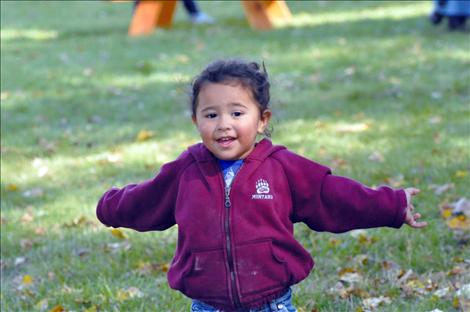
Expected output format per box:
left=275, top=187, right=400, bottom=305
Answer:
left=190, top=59, right=271, bottom=118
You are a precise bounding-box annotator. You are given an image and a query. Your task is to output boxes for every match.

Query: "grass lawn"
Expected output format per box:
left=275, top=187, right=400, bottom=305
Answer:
left=1, top=1, right=469, bottom=311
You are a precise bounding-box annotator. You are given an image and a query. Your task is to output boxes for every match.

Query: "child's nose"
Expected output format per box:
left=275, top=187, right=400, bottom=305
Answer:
left=216, top=115, right=232, bottom=131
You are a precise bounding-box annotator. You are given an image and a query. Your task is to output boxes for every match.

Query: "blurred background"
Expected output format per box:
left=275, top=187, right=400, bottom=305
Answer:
left=1, top=1, right=469, bottom=311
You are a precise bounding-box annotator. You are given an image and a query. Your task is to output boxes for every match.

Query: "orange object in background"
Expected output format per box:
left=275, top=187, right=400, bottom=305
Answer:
left=128, top=0, right=177, bottom=36
left=127, top=0, right=291, bottom=36
left=241, top=0, right=292, bottom=30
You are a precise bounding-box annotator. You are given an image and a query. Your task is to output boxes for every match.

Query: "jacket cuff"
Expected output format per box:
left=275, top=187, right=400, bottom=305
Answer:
left=391, top=189, right=407, bottom=228
left=96, top=191, right=114, bottom=227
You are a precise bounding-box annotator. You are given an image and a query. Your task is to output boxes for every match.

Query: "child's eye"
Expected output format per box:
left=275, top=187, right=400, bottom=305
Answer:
left=205, top=113, right=217, bottom=119
left=232, top=111, right=243, bottom=117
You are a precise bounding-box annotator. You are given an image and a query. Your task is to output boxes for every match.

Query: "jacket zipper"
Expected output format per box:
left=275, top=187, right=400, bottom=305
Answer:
left=224, top=185, right=242, bottom=309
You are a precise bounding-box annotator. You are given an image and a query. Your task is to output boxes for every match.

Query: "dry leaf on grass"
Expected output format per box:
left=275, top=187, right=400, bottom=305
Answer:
left=440, top=198, right=470, bottom=231
left=136, top=130, right=155, bottom=142
left=110, top=228, right=127, bottom=240
left=362, top=296, right=391, bottom=310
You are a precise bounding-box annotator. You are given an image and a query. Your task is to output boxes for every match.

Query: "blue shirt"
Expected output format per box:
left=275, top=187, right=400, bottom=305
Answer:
left=219, top=159, right=244, bottom=187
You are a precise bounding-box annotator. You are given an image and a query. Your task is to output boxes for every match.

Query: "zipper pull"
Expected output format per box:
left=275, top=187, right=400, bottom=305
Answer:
left=224, top=187, right=231, bottom=208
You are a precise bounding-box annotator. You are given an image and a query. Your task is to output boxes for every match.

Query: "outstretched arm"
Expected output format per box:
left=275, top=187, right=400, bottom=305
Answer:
left=97, top=151, right=192, bottom=231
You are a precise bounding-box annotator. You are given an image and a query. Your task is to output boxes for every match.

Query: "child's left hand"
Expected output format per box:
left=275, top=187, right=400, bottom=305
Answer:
left=404, top=188, right=428, bottom=229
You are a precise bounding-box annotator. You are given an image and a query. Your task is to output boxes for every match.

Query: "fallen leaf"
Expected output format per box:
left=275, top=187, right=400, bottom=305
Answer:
left=338, top=267, right=363, bottom=284
left=6, top=183, right=18, bottom=191
left=456, top=283, right=470, bottom=298
left=440, top=198, right=470, bottom=231
left=362, top=296, right=391, bottom=309
left=440, top=206, right=453, bottom=219
left=398, top=269, right=414, bottom=284
left=110, top=228, right=127, bottom=240
left=329, top=280, right=369, bottom=299
left=434, top=287, right=450, bottom=298
left=136, top=130, right=154, bottom=142
left=353, top=255, right=369, bottom=266
left=447, top=216, right=470, bottom=231
left=134, top=261, right=169, bottom=275
left=329, top=281, right=348, bottom=298
left=15, top=257, right=27, bottom=266
left=451, top=198, right=470, bottom=218
left=402, top=278, right=427, bottom=296
left=127, top=287, right=144, bottom=298
left=380, top=260, right=402, bottom=282
left=49, top=305, right=65, bottom=312
left=22, top=274, right=33, bottom=285
left=455, top=170, right=468, bottom=178
left=358, top=233, right=377, bottom=246
left=117, top=289, right=129, bottom=302
left=62, top=215, right=94, bottom=228
left=340, top=271, right=363, bottom=284
left=61, top=284, right=82, bottom=294
left=116, top=287, right=143, bottom=302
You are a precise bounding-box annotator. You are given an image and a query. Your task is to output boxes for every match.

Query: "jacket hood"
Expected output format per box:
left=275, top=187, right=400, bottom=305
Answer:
left=187, top=138, right=285, bottom=163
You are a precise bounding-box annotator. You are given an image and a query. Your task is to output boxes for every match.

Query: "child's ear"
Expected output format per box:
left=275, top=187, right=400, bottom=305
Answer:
left=257, top=109, right=272, bottom=134
left=192, top=115, right=197, bottom=125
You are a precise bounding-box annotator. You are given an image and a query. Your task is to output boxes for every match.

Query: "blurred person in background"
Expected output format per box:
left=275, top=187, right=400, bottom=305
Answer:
left=182, top=0, right=215, bottom=24
left=430, top=0, right=470, bottom=31
left=133, top=0, right=214, bottom=25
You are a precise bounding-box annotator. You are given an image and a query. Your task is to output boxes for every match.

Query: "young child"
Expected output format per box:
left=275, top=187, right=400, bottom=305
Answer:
left=96, top=59, right=427, bottom=312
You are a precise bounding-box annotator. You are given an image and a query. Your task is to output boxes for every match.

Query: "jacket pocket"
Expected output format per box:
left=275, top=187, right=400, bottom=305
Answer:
left=183, top=248, right=228, bottom=300
left=235, top=240, right=290, bottom=296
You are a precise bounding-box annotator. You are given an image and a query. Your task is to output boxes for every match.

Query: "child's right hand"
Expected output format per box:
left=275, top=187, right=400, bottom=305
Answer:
left=404, top=188, right=428, bottom=229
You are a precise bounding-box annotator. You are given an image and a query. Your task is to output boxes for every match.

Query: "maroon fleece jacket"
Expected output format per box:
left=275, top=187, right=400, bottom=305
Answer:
left=97, top=139, right=407, bottom=311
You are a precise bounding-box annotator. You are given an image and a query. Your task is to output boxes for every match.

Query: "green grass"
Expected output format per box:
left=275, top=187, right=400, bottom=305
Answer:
left=1, top=1, right=469, bottom=311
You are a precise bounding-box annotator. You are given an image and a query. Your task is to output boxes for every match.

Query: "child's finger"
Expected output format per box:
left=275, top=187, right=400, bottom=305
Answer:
left=408, top=188, right=420, bottom=196
left=410, top=213, right=427, bottom=228
left=410, top=220, right=428, bottom=228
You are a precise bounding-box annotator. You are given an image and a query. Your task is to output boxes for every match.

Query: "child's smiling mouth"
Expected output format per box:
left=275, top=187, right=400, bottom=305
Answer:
left=216, top=136, right=236, bottom=148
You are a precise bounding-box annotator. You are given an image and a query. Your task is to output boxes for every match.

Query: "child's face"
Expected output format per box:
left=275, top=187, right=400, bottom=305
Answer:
left=192, top=82, right=271, bottom=160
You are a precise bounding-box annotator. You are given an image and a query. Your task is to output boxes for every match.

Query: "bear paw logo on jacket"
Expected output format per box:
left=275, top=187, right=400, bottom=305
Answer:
left=256, top=179, right=270, bottom=194
left=252, top=179, right=273, bottom=200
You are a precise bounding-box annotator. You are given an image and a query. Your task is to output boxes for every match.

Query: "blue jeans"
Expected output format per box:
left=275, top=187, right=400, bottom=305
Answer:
left=190, top=288, right=297, bottom=312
